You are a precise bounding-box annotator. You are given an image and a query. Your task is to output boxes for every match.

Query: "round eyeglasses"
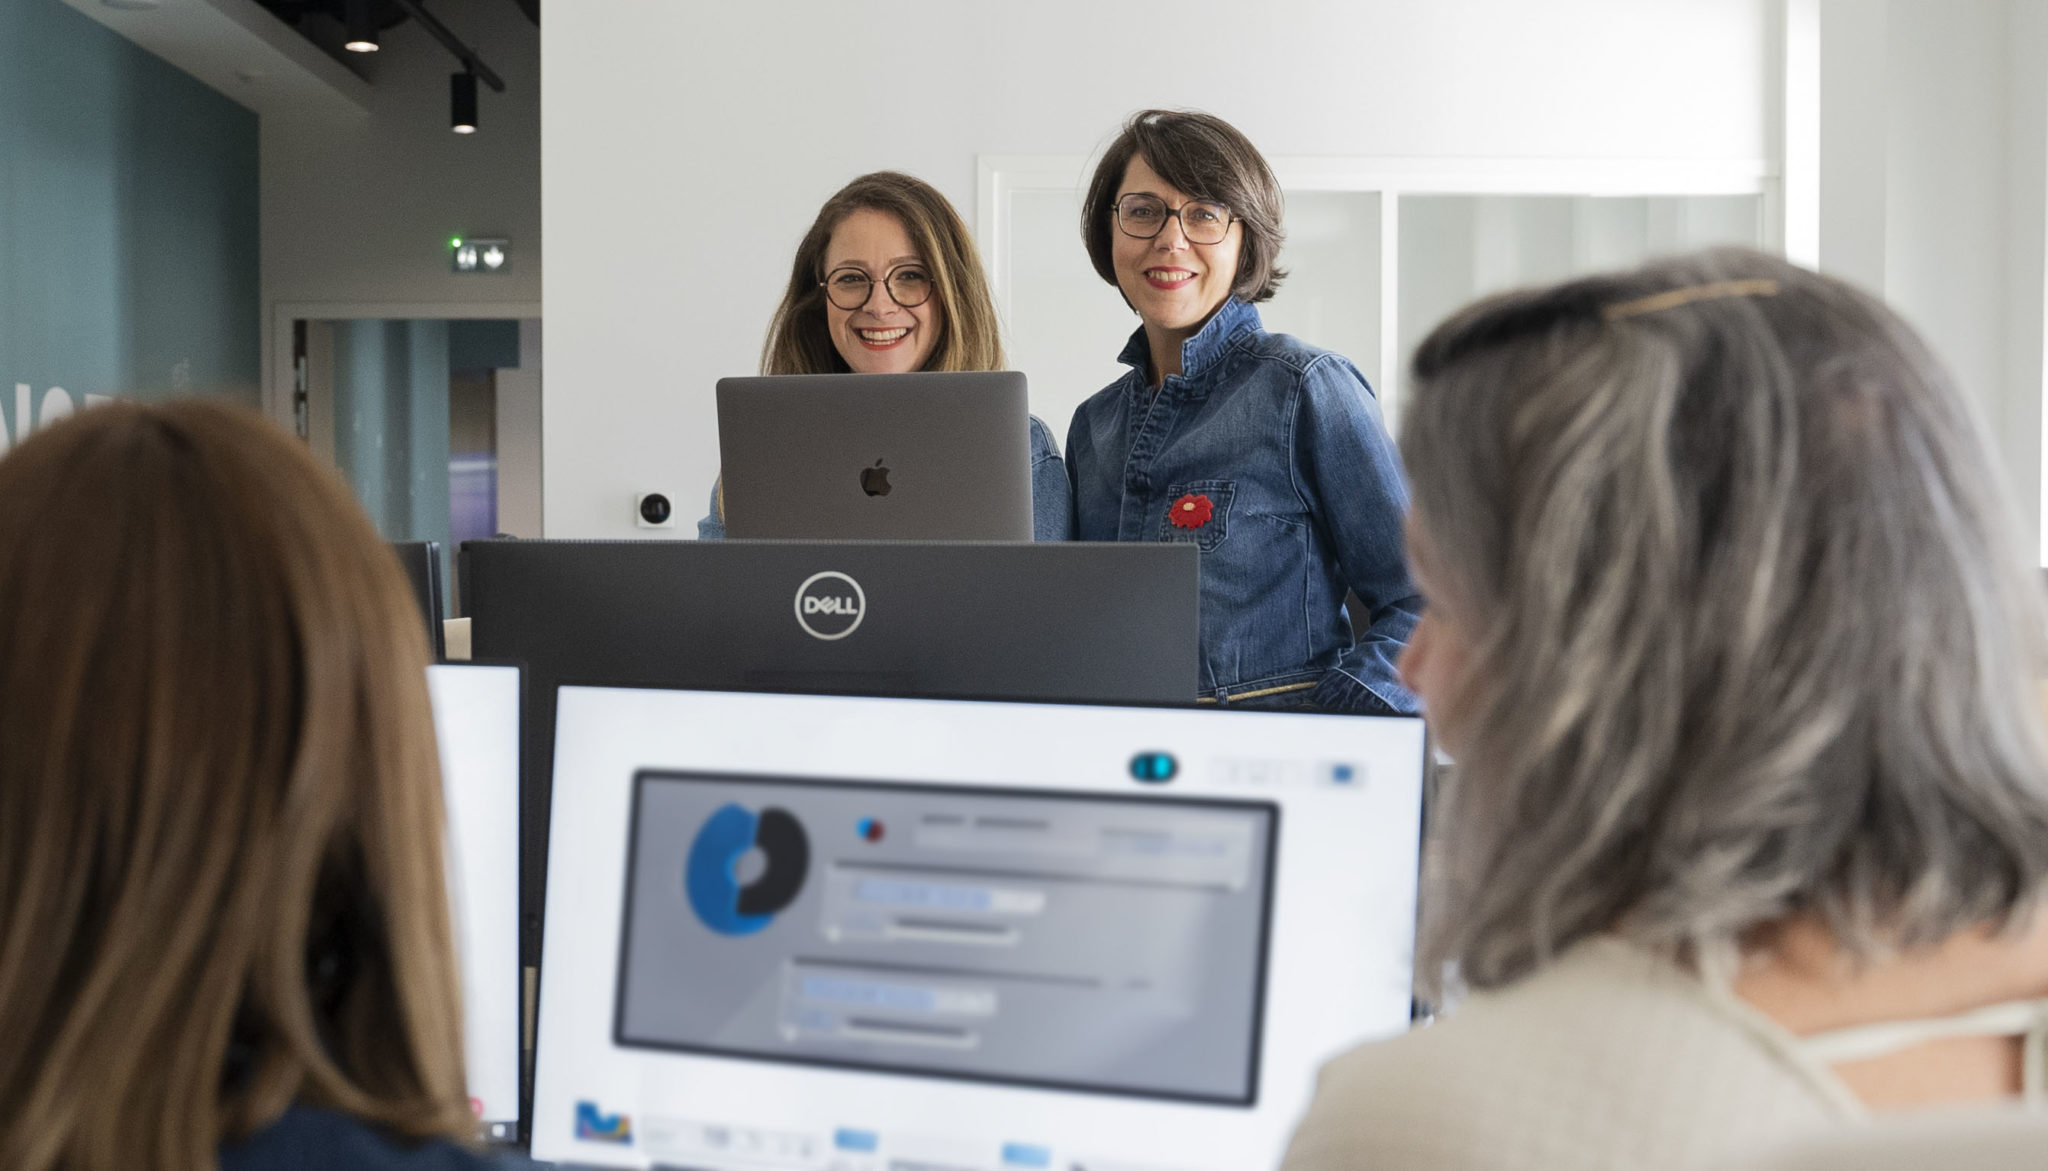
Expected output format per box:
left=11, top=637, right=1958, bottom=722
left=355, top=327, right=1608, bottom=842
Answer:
left=821, top=263, right=934, bottom=311
left=1114, top=194, right=1234, bottom=245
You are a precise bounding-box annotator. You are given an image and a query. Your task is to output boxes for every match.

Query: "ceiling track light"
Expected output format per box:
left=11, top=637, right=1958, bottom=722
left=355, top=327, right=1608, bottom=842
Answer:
left=451, top=70, right=478, bottom=134
left=342, top=0, right=379, bottom=52
left=388, top=0, right=508, bottom=95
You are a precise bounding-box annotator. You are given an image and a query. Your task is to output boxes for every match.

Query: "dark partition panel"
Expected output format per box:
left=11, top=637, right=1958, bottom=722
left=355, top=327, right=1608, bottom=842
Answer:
left=390, top=540, right=446, bottom=660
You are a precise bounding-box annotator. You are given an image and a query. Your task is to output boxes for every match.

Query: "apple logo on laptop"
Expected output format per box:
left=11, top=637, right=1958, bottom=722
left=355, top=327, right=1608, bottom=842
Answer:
left=859, top=458, right=892, bottom=497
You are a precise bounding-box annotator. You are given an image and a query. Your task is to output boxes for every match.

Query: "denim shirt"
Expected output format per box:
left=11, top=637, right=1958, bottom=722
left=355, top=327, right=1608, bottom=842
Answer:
left=1066, top=298, right=1420, bottom=714
left=697, top=414, right=1075, bottom=540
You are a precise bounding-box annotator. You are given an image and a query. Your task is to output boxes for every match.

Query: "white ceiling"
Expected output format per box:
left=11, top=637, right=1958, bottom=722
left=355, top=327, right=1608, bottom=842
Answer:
left=60, top=0, right=372, bottom=117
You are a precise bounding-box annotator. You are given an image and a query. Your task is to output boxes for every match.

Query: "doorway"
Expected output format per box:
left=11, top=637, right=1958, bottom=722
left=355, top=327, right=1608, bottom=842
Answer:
left=292, top=316, right=541, bottom=613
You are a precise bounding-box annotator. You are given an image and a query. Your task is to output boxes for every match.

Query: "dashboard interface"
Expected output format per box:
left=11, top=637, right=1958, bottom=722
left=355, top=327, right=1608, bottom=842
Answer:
left=615, top=772, right=1278, bottom=1103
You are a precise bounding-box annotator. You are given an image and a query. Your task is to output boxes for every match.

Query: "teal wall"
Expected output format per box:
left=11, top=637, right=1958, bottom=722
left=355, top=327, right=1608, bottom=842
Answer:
left=0, top=0, right=260, bottom=448
left=449, top=318, right=520, bottom=371
left=333, top=318, right=452, bottom=557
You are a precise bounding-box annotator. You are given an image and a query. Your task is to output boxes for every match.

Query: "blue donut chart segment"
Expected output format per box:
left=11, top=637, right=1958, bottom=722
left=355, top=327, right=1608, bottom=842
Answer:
left=684, top=802, right=810, bottom=936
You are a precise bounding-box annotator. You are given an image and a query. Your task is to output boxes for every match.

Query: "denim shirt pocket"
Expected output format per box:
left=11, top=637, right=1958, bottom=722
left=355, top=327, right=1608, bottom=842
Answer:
left=1158, top=479, right=1236, bottom=553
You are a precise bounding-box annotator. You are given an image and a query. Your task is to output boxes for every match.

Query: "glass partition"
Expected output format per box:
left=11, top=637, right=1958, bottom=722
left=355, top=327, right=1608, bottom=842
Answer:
left=1258, top=191, right=1383, bottom=395
left=1396, top=194, right=1765, bottom=393
left=992, top=157, right=1770, bottom=440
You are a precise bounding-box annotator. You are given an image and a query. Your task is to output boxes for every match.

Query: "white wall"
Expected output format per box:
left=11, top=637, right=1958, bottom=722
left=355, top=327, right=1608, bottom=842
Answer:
left=2009, top=2, right=2048, bottom=561
left=1884, top=1, right=2020, bottom=523
left=1807, top=0, right=2048, bottom=555
left=1815, top=0, right=1888, bottom=293
left=497, top=319, right=543, bottom=539
left=542, top=0, right=1772, bottom=538
left=261, top=0, right=540, bottom=412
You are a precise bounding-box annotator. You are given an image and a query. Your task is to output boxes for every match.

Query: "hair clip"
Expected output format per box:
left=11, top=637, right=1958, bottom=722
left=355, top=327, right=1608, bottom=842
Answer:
left=1602, top=278, right=1781, bottom=321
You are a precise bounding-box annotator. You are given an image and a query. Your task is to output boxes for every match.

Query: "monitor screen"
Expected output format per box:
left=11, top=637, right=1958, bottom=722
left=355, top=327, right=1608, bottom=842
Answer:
left=532, top=687, right=1426, bottom=1170
left=425, top=663, right=522, bottom=1139
left=617, top=772, right=1276, bottom=1105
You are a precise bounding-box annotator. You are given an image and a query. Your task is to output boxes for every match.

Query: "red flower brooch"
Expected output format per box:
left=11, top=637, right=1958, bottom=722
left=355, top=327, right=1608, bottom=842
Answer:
left=1169, top=493, right=1215, bottom=530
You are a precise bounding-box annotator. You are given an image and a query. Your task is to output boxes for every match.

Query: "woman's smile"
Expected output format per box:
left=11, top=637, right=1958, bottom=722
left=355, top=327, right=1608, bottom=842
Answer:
left=1144, top=265, right=1199, bottom=290
left=854, top=325, right=912, bottom=350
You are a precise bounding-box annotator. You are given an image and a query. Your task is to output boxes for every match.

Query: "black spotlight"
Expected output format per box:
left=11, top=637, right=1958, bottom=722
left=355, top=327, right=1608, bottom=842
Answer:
left=342, top=0, right=379, bottom=53
left=451, top=70, right=478, bottom=134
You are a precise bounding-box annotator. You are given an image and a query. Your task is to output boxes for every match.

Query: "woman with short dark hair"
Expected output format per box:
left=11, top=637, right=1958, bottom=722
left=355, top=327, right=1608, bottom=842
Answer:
left=698, top=171, right=1072, bottom=541
left=1069, top=109, right=1417, bottom=712
left=0, top=401, right=528, bottom=1171
left=1281, top=249, right=2048, bottom=1169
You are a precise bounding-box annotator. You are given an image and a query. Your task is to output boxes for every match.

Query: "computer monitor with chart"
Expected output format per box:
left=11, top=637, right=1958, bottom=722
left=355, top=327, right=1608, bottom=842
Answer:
left=530, top=686, right=1426, bottom=1170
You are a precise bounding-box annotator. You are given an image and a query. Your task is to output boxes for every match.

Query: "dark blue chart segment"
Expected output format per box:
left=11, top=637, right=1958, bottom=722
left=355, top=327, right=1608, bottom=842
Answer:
left=685, top=803, right=812, bottom=936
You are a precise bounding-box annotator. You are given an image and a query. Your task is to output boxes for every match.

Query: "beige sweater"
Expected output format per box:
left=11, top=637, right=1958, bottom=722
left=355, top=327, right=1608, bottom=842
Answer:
left=1279, top=938, right=1868, bottom=1171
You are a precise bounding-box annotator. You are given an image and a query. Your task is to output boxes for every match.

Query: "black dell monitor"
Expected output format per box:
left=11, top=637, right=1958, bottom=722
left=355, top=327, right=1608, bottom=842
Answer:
left=389, top=540, right=446, bottom=660
left=459, top=538, right=1201, bottom=966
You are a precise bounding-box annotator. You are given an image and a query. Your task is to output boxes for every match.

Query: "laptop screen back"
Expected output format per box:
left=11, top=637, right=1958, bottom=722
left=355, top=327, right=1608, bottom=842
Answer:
left=716, top=371, right=1034, bottom=540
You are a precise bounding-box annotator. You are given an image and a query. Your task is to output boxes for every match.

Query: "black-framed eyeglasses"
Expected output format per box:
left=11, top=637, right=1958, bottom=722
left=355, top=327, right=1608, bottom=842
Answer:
left=1114, top=193, right=1234, bottom=245
left=820, top=263, right=934, bottom=311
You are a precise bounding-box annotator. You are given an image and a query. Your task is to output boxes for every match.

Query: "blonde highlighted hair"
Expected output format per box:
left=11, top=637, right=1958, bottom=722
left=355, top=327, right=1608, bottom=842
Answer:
left=760, top=170, right=1004, bottom=375
left=1404, top=248, right=2048, bottom=990
left=0, top=401, right=472, bottom=1169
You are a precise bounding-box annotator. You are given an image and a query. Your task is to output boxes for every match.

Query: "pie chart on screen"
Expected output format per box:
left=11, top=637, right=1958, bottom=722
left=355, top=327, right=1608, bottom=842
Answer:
left=684, top=803, right=811, bottom=936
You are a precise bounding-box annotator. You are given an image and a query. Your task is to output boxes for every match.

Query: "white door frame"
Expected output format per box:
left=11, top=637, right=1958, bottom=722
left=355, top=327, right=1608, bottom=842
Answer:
left=977, top=156, right=1780, bottom=421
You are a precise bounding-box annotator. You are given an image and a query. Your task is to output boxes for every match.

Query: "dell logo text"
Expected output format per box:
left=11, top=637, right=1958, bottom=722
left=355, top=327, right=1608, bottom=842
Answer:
left=794, top=570, right=866, bottom=640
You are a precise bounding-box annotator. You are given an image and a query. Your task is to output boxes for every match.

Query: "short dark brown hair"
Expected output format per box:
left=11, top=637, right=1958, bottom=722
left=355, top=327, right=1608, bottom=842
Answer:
left=1082, top=109, right=1287, bottom=304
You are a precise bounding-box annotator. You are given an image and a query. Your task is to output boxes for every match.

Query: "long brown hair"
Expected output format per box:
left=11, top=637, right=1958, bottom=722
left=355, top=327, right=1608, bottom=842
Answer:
left=0, top=401, right=472, bottom=1170
left=760, top=170, right=1005, bottom=375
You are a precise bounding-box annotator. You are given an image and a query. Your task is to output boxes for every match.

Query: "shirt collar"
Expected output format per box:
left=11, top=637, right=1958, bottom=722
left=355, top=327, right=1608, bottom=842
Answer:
left=1116, top=298, right=1262, bottom=384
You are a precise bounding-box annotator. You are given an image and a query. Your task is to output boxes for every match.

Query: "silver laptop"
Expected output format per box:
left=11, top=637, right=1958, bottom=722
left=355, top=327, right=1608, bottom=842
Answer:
left=715, top=371, right=1034, bottom=539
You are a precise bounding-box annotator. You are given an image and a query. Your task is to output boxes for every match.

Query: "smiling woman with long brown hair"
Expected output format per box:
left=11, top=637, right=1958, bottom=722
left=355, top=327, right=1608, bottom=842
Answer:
left=696, top=170, right=1074, bottom=541
left=0, top=401, right=522, bottom=1170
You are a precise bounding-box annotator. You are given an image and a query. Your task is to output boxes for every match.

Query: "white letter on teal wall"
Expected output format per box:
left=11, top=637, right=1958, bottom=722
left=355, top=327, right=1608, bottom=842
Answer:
left=39, top=387, right=73, bottom=428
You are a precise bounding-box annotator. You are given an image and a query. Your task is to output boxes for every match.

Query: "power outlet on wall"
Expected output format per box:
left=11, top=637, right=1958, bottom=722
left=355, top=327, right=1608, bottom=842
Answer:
left=635, top=491, right=675, bottom=529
